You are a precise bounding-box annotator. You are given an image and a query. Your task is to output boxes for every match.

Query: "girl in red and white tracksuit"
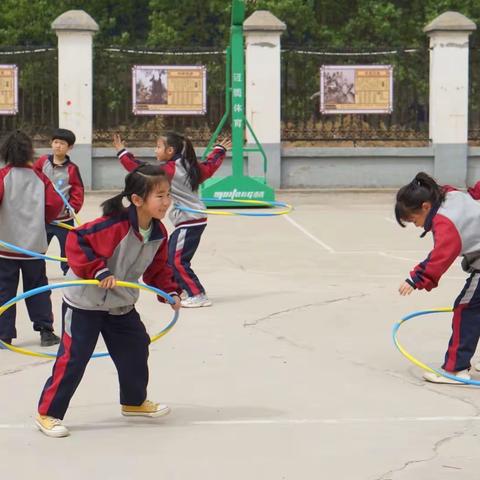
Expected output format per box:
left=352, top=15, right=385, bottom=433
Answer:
left=396, top=172, right=480, bottom=384
left=0, top=131, right=63, bottom=346
left=114, top=132, right=231, bottom=308
left=36, top=164, right=181, bottom=438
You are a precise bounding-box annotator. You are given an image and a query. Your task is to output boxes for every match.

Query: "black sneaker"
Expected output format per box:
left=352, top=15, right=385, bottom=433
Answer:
left=40, top=330, right=60, bottom=347
left=0, top=338, right=12, bottom=345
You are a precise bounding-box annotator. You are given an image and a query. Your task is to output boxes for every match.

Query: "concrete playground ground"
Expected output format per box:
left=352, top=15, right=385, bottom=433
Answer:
left=1, top=190, right=480, bottom=479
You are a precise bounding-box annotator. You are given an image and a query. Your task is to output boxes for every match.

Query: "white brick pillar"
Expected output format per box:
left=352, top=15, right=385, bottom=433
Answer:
left=52, top=10, right=99, bottom=189
left=244, top=11, right=286, bottom=189
left=424, top=11, right=476, bottom=186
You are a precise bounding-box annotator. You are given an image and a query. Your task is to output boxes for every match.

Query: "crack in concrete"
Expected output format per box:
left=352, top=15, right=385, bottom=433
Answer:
left=340, top=356, right=425, bottom=387
left=250, top=325, right=314, bottom=351
left=421, top=384, right=480, bottom=425
left=244, top=294, right=367, bottom=327
left=0, top=359, right=51, bottom=377
left=374, top=430, right=465, bottom=480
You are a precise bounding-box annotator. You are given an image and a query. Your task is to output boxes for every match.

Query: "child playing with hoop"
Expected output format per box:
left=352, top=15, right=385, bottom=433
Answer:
left=34, top=128, right=84, bottom=275
left=36, top=164, right=181, bottom=437
left=396, top=172, right=480, bottom=384
left=113, top=132, right=231, bottom=308
left=0, top=130, right=63, bottom=347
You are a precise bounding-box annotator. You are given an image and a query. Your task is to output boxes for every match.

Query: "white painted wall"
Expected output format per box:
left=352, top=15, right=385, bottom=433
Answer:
left=245, top=31, right=282, bottom=145
left=428, top=31, right=471, bottom=144
left=56, top=31, right=94, bottom=144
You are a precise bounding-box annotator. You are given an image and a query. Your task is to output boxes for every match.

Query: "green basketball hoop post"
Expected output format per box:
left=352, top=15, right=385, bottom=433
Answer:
left=200, top=0, right=275, bottom=206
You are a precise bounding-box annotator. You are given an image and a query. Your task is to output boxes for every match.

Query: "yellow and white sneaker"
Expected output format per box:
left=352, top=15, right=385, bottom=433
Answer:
left=35, top=414, right=70, bottom=438
left=121, top=400, right=170, bottom=418
left=423, top=369, right=470, bottom=384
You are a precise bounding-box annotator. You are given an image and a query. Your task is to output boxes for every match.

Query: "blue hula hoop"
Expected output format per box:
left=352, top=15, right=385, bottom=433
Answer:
left=0, top=239, right=65, bottom=262
left=393, top=308, right=480, bottom=386
left=0, top=281, right=179, bottom=359
left=176, top=197, right=292, bottom=217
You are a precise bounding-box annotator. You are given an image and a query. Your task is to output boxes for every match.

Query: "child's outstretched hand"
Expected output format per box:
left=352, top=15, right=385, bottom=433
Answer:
left=113, top=133, right=125, bottom=151
left=171, top=295, right=181, bottom=311
left=398, top=281, right=414, bottom=296
left=218, top=137, right=232, bottom=151
left=99, top=275, right=117, bottom=289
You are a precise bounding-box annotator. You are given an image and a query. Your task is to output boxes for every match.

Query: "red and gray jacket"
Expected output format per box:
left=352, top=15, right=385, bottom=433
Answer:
left=34, top=154, right=84, bottom=221
left=117, top=146, right=227, bottom=228
left=0, top=165, right=64, bottom=259
left=407, top=190, right=480, bottom=291
left=63, top=205, right=181, bottom=314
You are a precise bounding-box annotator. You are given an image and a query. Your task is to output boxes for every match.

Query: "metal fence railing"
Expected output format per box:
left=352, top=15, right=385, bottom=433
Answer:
left=0, top=46, right=58, bottom=145
left=8, top=43, right=478, bottom=147
left=469, top=44, right=480, bottom=144
left=92, top=46, right=227, bottom=146
left=281, top=46, right=430, bottom=145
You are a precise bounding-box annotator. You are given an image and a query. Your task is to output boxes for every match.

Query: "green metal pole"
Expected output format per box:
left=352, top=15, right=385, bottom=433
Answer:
left=230, top=29, right=245, bottom=177
left=201, top=0, right=275, bottom=205
left=201, top=46, right=231, bottom=161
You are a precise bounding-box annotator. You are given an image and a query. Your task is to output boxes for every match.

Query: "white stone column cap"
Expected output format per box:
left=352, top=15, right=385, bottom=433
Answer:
left=52, top=10, right=99, bottom=32
left=424, top=11, right=476, bottom=34
left=244, top=10, right=286, bottom=32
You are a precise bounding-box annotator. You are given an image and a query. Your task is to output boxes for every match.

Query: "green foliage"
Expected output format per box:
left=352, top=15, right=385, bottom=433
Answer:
left=1, top=0, right=480, bottom=140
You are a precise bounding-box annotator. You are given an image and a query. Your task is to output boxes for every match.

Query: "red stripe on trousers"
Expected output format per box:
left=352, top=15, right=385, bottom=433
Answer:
left=174, top=250, right=200, bottom=296
left=444, top=303, right=468, bottom=372
left=38, top=332, right=72, bottom=415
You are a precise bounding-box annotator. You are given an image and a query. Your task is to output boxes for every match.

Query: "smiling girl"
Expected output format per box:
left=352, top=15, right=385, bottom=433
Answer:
left=36, top=164, right=181, bottom=437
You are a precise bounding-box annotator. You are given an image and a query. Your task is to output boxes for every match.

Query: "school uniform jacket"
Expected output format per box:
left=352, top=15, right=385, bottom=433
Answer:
left=63, top=205, right=181, bottom=314
left=407, top=190, right=480, bottom=291
left=0, top=165, right=64, bottom=259
left=117, top=145, right=227, bottom=228
left=34, top=154, right=84, bottom=220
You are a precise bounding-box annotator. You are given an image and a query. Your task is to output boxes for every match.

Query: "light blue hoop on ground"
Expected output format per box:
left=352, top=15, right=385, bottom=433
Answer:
left=393, top=308, right=480, bottom=386
left=176, top=197, right=293, bottom=217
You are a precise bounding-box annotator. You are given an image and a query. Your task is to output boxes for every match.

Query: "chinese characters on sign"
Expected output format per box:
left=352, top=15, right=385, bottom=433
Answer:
left=0, top=65, right=18, bottom=115
left=132, top=65, right=207, bottom=115
left=320, top=65, right=393, bottom=114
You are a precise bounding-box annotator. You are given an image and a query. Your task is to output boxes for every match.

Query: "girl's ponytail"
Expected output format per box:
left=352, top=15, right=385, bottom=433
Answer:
left=395, top=172, right=445, bottom=227
left=101, top=192, right=125, bottom=217
left=101, top=164, right=169, bottom=217
left=182, top=136, right=201, bottom=191
left=165, top=131, right=201, bottom=191
left=413, top=172, right=444, bottom=206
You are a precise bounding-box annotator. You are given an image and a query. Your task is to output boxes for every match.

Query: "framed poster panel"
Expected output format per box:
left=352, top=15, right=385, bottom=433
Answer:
left=132, top=65, right=207, bottom=115
left=320, top=65, right=393, bottom=114
left=0, top=65, right=18, bottom=115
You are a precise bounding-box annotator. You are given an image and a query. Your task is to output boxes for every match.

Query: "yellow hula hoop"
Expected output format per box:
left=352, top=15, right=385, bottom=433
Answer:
left=392, top=307, right=480, bottom=385
left=177, top=198, right=293, bottom=217
left=0, top=239, right=66, bottom=263
left=0, top=280, right=179, bottom=359
left=53, top=221, right=76, bottom=231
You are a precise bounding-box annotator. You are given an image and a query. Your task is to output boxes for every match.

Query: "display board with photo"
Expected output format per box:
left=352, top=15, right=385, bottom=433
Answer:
left=0, top=65, right=18, bottom=115
left=132, top=65, right=207, bottom=115
left=320, top=65, right=393, bottom=114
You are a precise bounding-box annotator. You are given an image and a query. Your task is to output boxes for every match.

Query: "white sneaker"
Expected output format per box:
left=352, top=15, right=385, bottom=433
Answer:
left=181, top=293, right=212, bottom=308
left=423, top=369, right=470, bottom=384
left=475, top=363, right=480, bottom=372
left=35, top=414, right=70, bottom=438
